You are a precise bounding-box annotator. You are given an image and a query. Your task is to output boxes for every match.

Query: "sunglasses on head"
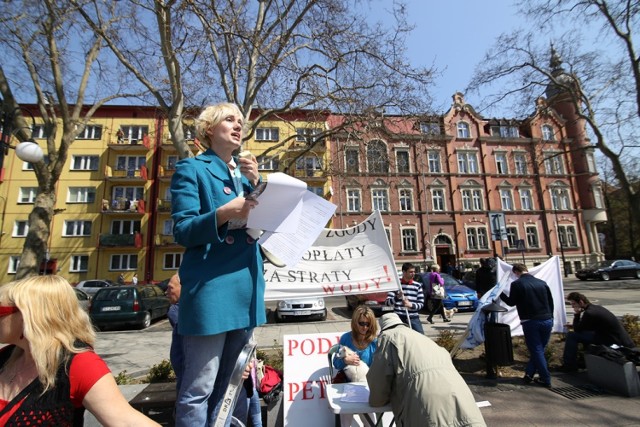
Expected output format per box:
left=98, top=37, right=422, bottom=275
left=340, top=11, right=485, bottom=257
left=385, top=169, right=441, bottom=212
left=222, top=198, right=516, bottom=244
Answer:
left=357, top=321, right=370, bottom=327
left=0, top=306, right=19, bottom=317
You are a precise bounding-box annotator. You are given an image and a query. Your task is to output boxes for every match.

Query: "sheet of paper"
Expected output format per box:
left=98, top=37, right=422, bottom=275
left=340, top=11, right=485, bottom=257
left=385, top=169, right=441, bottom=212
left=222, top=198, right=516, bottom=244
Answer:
left=340, top=384, right=370, bottom=403
left=260, top=191, right=337, bottom=267
left=247, top=172, right=307, bottom=233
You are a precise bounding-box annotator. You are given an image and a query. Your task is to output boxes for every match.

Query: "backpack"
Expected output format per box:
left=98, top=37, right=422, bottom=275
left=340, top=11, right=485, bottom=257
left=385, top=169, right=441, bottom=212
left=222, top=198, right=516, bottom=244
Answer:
left=257, top=363, right=283, bottom=404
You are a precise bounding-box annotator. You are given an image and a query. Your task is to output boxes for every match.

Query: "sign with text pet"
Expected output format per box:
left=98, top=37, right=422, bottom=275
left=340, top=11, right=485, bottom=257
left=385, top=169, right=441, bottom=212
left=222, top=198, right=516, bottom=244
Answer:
left=283, top=333, right=341, bottom=427
left=264, top=211, right=402, bottom=301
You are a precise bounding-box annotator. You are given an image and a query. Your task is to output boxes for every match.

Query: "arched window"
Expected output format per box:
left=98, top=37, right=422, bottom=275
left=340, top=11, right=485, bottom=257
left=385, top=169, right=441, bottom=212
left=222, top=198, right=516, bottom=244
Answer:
left=542, top=124, right=555, bottom=141
left=366, top=140, right=389, bottom=173
left=457, top=122, right=470, bottom=138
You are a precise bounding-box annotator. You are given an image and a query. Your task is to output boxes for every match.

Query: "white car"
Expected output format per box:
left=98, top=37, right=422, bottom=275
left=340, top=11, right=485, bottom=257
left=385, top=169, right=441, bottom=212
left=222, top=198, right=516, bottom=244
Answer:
left=276, top=297, right=327, bottom=322
left=75, top=279, right=115, bottom=296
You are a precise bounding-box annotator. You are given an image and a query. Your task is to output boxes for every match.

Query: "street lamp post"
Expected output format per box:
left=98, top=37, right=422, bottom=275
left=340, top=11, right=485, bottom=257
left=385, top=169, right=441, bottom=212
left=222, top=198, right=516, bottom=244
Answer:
left=0, top=106, right=45, bottom=168
left=553, top=189, right=568, bottom=278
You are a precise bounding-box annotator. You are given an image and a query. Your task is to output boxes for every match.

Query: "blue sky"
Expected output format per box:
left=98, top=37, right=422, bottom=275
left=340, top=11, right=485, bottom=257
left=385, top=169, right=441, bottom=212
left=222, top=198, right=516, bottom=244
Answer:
left=387, top=1, right=523, bottom=111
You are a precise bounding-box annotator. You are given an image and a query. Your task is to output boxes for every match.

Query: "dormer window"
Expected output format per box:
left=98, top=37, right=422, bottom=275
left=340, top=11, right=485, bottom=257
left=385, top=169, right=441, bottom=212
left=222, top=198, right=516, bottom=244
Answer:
left=457, top=122, right=471, bottom=139
left=542, top=124, right=555, bottom=141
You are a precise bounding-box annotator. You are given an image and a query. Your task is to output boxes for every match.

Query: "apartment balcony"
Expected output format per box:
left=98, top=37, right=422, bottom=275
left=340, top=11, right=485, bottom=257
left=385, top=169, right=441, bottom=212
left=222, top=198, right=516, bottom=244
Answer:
left=162, top=138, right=201, bottom=152
left=104, top=165, right=148, bottom=183
left=155, top=234, right=179, bottom=247
left=99, top=232, right=143, bottom=248
left=158, top=165, right=176, bottom=182
left=108, top=137, right=151, bottom=151
left=101, top=198, right=146, bottom=215
left=292, top=169, right=327, bottom=180
left=157, top=198, right=172, bottom=213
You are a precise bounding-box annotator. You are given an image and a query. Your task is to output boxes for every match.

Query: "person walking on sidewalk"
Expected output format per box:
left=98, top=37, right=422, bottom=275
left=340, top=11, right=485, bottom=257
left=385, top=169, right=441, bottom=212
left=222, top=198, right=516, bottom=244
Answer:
left=424, top=264, right=449, bottom=324
left=385, top=262, right=424, bottom=334
left=500, top=263, right=554, bottom=388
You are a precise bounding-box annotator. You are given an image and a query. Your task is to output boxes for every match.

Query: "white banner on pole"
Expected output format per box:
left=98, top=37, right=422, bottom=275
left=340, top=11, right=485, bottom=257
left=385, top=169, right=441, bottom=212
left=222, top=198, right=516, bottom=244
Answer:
left=264, top=211, right=402, bottom=301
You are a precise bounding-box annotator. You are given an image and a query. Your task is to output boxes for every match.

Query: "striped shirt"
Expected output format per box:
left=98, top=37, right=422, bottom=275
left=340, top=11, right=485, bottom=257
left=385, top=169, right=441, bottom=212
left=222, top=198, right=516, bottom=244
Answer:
left=386, top=279, right=424, bottom=318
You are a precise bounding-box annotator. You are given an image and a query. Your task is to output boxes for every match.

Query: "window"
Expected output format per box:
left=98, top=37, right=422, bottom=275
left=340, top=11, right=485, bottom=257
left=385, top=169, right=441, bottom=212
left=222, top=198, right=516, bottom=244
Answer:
left=63, top=220, right=92, bottom=237
left=431, top=189, right=445, bottom=211
left=163, top=219, right=174, bottom=235
left=164, top=253, right=182, bottom=269
left=593, top=185, right=604, bottom=208
left=427, top=152, right=441, bottom=173
left=116, top=156, right=146, bottom=171
left=119, top=125, right=149, bottom=143
left=31, top=124, right=49, bottom=139
left=110, top=220, right=141, bottom=235
left=401, top=228, right=417, bottom=252
left=500, top=189, right=513, bottom=211
left=68, top=187, right=96, bottom=204
left=18, top=187, right=37, bottom=203
left=255, top=127, right=279, bottom=141
left=345, top=148, right=360, bottom=173
left=467, top=227, right=489, bottom=250
left=110, top=254, right=138, bottom=271
left=70, top=255, right=89, bottom=272
left=308, top=186, right=324, bottom=196
left=506, top=227, right=518, bottom=248
left=519, top=189, right=534, bottom=210
left=71, top=155, right=99, bottom=171
left=551, top=188, right=571, bottom=210
left=22, top=161, right=34, bottom=171
left=495, top=152, right=508, bottom=174
left=526, top=226, right=539, bottom=248
left=112, top=186, right=144, bottom=203
left=12, top=221, right=29, bottom=237
left=514, top=154, right=527, bottom=175
left=472, top=190, right=483, bottom=211
left=461, top=189, right=482, bottom=211
left=586, top=152, right=596, bottom=173
left=367, top=140, right=389, bottom=173
left=166, top=156, right=178, bottom=170
left=257, top=155, right=279, bottom=171
left=396, top=150, right=410, bottom=173
left=183, top=124, right=196, bottom=140
left=491, top=125, right=519, bottom=138
left=76, top=125, right=103, bottom=140
left=296, top=128, right=323, bottom=145
left=457, top=122, right=471, bottom=138
left=541, top=124, right=555, bottom=141
left=558, top=225, right=578, bottom=248
left=296, top=157, right=322, bottom=176
left=457, top=152, right=478, bottom=174
left=420, top=122, right=440, bottom=135
left=347, top=189, right=361, bottom=212
left=399, top=189, right=413, bottom=211
left=544, top=153, right=564, bottom=175
left=8, top=256, right=20, bottom=274
left=371, top=189, right=389, bottom=211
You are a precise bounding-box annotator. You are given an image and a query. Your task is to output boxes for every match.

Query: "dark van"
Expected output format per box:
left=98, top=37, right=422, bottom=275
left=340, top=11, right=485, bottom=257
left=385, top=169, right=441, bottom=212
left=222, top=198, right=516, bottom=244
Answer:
left=89, top=285, right=170, bottom=330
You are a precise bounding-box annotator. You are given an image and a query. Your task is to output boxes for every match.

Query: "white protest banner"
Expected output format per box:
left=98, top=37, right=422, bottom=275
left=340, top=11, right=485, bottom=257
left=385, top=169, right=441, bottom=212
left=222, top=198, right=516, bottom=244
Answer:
left=283, top=333, right=341, bottom=427
left=460, top=256, right=567, bottom=349
left=264, top=211, right=402, bottom=301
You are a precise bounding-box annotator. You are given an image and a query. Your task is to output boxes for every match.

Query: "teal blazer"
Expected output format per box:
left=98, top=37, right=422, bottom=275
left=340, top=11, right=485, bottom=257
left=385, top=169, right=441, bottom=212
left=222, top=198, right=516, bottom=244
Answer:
left=171, top=149, right=266, bottom=335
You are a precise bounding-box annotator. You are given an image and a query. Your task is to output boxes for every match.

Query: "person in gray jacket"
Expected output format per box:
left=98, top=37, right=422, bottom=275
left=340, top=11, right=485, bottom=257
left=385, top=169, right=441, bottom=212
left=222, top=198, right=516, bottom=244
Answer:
left=367, top=313, right=486, bottom=427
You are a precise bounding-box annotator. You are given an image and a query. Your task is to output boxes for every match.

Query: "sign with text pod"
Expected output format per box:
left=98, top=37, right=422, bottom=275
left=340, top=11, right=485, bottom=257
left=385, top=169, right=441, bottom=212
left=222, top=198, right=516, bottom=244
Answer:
left=264, top=211, right=401, bottom=301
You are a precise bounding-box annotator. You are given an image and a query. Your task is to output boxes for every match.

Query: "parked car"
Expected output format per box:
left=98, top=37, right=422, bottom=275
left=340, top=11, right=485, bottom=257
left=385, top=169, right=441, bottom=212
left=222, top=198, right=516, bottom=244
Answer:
left=424, top=273, right=479, bottom=314
left=74, top=288, right=91, bottom=312
left=345, top=292, right=394, bottom=317
left=276, top=297, right=326, bottom=322
left=89, top=285, right=170, bottom=330
left=575, top=259, right=640, bottom=281
left=75, top=279, right=115, bottom=296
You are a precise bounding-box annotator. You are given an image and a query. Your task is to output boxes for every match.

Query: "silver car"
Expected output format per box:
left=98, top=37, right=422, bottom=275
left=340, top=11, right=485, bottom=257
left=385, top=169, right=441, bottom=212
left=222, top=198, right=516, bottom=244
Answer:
left=276, top=297, right=326, bottom=322
left=75, top=279, right=115, bottom=296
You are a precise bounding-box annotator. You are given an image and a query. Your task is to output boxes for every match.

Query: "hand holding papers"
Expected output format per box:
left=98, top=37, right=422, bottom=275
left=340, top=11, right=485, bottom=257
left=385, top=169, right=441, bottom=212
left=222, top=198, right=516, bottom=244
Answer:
left=247, top=173, right=337, bottom=267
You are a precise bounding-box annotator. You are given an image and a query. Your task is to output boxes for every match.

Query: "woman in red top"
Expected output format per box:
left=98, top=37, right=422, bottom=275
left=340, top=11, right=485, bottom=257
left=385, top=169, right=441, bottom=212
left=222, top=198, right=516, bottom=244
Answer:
left=0, top=275, right=159, bottom=426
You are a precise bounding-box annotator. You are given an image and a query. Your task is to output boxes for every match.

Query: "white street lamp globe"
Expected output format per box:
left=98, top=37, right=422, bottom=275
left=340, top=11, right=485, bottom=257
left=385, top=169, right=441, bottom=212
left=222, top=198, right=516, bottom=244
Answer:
left=15, top=141, right=44, bottom=163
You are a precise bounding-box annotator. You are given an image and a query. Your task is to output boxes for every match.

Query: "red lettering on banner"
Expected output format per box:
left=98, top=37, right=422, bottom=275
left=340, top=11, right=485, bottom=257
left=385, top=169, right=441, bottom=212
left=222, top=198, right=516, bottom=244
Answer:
left=287, top=337, right=340, bottom=356
left=322, top=284, right=336, bottom=295
left=287, top=380, right=329, bottom=402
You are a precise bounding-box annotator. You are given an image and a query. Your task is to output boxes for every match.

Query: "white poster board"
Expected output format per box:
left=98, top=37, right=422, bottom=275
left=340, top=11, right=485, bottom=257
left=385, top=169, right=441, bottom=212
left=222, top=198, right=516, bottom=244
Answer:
left=283, top=333, right=342, bottom=427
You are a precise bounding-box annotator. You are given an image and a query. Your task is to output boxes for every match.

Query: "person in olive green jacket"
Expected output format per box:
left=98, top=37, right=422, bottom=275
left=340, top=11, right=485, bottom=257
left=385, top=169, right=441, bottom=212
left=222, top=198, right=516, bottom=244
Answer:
left=367, top=313, right=486, bottom=427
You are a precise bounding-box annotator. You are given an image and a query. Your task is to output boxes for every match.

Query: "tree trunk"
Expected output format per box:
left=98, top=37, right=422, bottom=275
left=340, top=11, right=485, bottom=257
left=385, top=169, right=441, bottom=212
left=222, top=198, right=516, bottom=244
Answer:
left=15, top=191, right=54, bottom=280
